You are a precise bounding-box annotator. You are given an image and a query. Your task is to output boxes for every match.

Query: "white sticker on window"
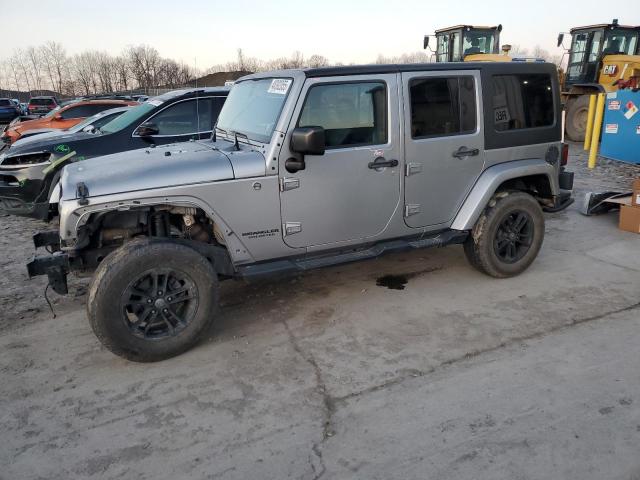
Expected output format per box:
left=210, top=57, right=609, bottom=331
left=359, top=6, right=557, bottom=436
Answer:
left=494, top=107, right=510, bottom=124
left=147, top=99, right=163, bottom=106
left=605, top=123, right=618, bottom=134
left=268, top=79, right=292, bottom=95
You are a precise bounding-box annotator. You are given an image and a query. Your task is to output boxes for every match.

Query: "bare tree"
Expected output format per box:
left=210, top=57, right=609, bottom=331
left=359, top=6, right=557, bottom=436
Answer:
left=26, top=46, right=44, bottom=92
left=40, top=41, right=67, bottom=93
left=306, top=54, right=329, bottom=68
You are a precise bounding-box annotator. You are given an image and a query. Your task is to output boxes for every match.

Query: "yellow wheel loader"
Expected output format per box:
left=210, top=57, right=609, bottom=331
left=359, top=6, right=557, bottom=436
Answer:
left=424, top=25, right=513, bottom=62
left=558, top=19, right=640, bottom=141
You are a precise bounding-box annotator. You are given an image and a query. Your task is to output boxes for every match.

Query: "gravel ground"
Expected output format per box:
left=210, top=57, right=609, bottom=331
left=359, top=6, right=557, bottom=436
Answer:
left=0, top=143, right=639, bottom=480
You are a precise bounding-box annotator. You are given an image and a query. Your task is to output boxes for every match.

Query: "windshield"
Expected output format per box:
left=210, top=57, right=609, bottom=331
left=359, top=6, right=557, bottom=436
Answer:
left=43, top=106, right=62, bottom=118
left=100, top=102, right=157, bottom=134
left=68, top=109, right=127, bottom=133
left=216, top=78, right=291, bottom=143
left=463, top=30, right=497, bottom=56
left=603, top=29, right=639, bottom=55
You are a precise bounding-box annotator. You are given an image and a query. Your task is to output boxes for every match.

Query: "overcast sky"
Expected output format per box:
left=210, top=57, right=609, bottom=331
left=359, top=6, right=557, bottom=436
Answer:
left=1, top=0, right=638, bottom=67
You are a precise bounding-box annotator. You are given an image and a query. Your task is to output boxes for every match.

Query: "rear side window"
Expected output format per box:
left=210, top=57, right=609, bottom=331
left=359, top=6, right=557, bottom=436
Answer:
left=144, top=98, right=214, bottom=136
left=409, top=76, right=477, bottom=138
left=298, top=81, right=388, bottom=148
left=492, top=74, right=554, bottom=131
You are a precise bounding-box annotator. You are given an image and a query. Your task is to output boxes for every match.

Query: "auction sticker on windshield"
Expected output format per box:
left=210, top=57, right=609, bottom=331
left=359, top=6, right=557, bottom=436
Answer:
left=147, top=99, right=163, bottom=106
left=268, top=79, right=292, bottom=95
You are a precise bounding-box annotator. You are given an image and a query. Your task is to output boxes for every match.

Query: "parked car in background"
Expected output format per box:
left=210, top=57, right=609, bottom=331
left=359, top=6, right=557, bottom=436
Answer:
left=0, top=98, right=22, bottom=124
left=27, top=96, right=58, bottom=116
left=2, top=99, right=138, bottom=145
left=0, top=87, right=228, bottom=220
left=11, top=106, right=133, bottom=147
left=19, top=103, right=28, bottom=115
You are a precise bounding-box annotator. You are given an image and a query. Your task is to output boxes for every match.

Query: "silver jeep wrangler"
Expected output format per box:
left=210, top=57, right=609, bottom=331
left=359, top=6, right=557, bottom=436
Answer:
left=28, top=62, right=574, bottom=362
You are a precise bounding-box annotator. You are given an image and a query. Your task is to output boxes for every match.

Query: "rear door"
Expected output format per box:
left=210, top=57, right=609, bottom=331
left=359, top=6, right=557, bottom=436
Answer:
left=401, top=70, right=484, bottom=228
left=279, top=74, right=402, bottom=248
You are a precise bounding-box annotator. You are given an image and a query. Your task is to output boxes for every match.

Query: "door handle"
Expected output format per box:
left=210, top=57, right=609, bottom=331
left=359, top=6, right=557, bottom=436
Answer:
left=368, top=157, right=399, bottom=169
left=452, top=147, right=479, bottom=158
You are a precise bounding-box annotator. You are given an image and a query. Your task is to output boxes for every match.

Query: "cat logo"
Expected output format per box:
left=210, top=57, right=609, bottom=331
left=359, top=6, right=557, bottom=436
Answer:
left=602, top=65, right=617, bottom=76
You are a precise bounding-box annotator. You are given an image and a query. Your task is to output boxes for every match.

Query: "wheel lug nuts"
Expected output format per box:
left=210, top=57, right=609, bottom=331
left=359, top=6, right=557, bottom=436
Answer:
left=163, top=308, right=168, bottom=313
left=167, top=297, right=172, bottom=301
left=151, top=310, right=156, bottom=314
left=147, top=299, right=152, bottom=304
left=158, top=291, right=163, bottom=296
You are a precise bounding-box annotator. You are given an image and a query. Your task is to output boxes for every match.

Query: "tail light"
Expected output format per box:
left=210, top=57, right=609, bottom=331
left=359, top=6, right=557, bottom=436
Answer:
left=561, top=143, right=569, bottom=166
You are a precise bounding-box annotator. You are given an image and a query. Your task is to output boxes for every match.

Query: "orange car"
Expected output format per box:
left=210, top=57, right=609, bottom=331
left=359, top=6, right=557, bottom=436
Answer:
left=1, top=99, right=139, bottom=145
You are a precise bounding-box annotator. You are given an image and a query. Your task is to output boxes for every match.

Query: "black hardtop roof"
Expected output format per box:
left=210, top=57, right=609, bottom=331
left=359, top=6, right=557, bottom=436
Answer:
left=304, top=61, right=557, bottom=78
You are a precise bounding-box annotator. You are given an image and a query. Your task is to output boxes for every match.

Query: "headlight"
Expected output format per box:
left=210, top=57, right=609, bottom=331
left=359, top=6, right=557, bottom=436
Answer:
left=0, top=152, right=52, bottom=168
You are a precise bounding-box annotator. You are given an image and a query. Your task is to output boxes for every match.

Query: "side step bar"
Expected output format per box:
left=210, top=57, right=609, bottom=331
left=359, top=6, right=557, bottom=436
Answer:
left=238, top=230, right=468, bottom=280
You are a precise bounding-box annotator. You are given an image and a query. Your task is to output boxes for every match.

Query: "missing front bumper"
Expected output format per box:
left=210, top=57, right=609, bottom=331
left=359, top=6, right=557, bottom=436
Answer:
left=26, top=253, right=70, bottom=294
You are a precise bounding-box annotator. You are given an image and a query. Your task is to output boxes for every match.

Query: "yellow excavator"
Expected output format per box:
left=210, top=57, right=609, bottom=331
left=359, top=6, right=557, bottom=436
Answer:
left=424, top=25, right=513, bottom=62
left=558, top=19, right=640, bottom=141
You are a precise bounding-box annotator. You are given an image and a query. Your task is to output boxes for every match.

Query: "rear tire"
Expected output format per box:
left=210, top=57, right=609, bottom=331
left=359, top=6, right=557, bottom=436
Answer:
left=565, top=95, right=590, bottom=142
left=87, top=239, right=219, bottom=362
left=463, top=191, right=545, bottom=278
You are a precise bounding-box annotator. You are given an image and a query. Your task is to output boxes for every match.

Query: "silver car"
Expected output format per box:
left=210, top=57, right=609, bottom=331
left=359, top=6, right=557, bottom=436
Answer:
left=11, top=106, right=132, bottom=147
left=28, top=61, right=573, bottom=362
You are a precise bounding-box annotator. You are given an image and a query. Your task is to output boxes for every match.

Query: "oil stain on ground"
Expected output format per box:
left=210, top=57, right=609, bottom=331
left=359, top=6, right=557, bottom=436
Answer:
left=376, top=266, right=443, bottom=290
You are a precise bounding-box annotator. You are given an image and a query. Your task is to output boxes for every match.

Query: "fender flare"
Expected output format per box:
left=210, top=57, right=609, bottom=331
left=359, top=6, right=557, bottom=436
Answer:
left=451, top=159, right=558, bottom=231
left=59, top=193, right=255, bottom=265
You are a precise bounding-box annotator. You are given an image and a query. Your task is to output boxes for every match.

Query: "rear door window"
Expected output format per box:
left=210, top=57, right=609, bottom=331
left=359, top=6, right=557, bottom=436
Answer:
left=297, top=81, right=388, bottom=148
left=409, top=76, right=477, bottom=138
left=492, top=74, right=554, bottom=131
left=142, top=98, right=214, bottom=136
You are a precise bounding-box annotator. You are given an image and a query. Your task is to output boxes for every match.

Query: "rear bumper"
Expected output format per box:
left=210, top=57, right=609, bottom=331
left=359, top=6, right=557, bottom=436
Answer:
left=559, top=168, right=574, bottom=191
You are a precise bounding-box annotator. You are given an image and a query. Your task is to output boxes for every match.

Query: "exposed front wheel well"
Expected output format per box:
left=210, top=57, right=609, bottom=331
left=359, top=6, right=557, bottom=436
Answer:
left=73, top=204, right=233, bottom=276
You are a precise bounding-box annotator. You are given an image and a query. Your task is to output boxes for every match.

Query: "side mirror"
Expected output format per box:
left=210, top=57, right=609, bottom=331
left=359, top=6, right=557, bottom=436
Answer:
left=53, top=113, right=62, bottom=121
left=135, top=122, right=159, bottom=137
left=423, top=35, right=430, bottom=50
left=290, top=126, right=325, bottom=156
left=557, top=33, right=564, bottom=48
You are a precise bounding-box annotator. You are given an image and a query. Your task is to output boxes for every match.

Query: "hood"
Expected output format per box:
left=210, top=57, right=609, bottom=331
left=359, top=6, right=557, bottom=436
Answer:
left=10, top=117, right=52, bottom=132
left=3, top=131, right=95, bottom=157
left=60, top=141, right=241, bottom=200
left=12, top=129, right=61, bottom=147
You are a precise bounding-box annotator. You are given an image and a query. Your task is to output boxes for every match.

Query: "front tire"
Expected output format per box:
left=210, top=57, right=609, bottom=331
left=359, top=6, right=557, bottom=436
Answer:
left=463, top=191, right=545, bottom=278
left=87, top=240, right=219, bottom=362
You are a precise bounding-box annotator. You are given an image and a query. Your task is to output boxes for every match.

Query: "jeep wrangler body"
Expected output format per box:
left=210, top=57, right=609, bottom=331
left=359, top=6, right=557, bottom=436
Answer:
left=28, top=62, right=573, bottom=361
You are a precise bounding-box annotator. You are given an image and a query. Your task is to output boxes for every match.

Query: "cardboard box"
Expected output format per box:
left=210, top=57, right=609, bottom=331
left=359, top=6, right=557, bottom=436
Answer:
left=632, top=179, right=640, bottom=207
left=619, top=204, right=640, bottom=234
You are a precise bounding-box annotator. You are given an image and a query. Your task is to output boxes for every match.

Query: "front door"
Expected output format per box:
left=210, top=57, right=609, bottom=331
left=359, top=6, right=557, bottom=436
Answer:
left=279, top=74, right=401, bottom=248
left=401, top=70, right=484, bottom=228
